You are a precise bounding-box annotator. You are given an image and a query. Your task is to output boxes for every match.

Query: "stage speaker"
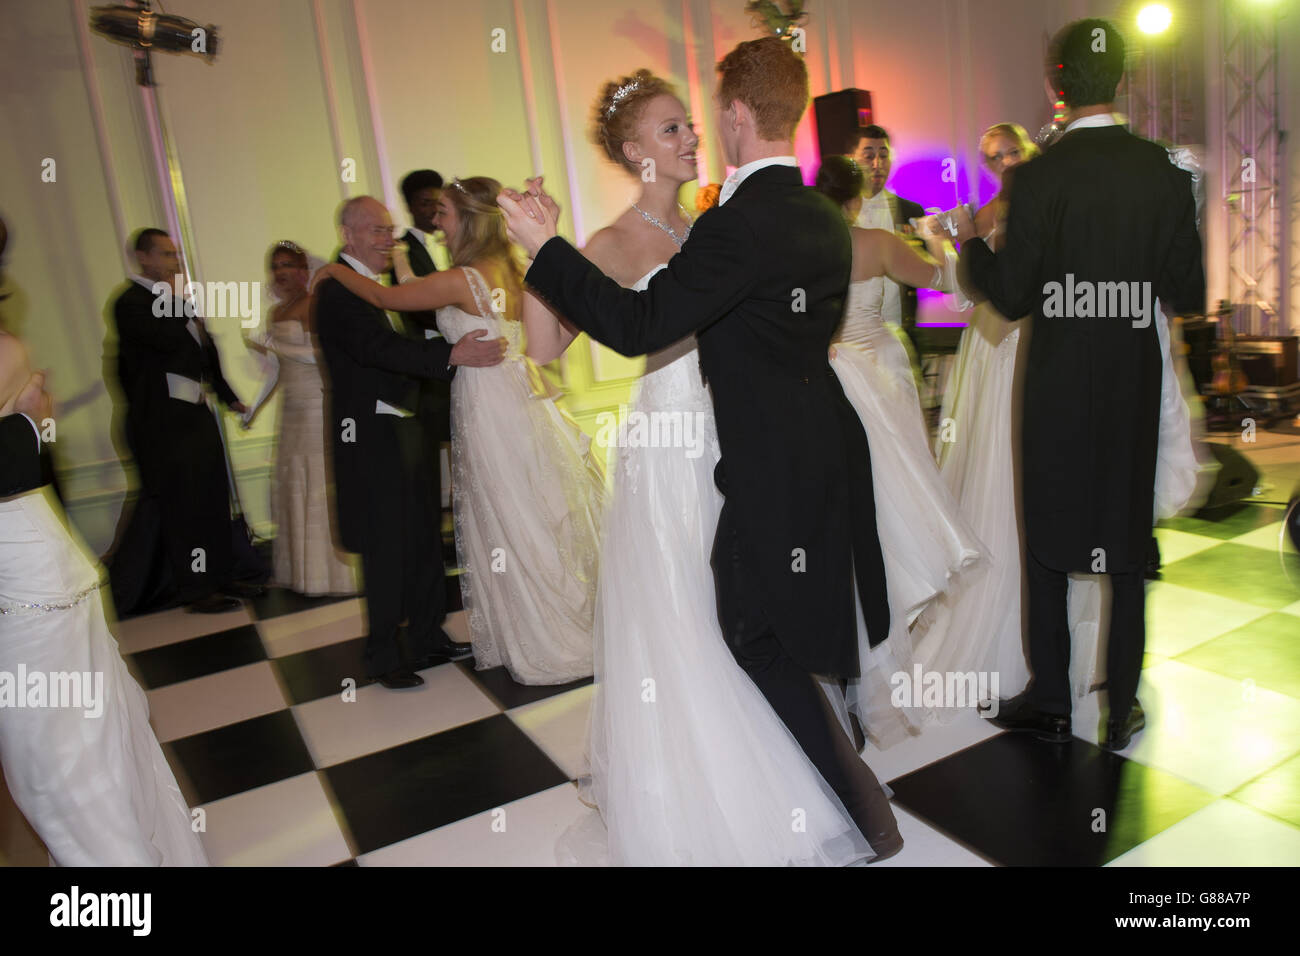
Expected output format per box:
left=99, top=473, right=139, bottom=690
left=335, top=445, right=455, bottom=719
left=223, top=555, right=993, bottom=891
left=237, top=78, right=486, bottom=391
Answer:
left=1234, top=336, right=1298, bottom=387
left=813, top=89, right=874, bottom=159
left=1195, top=442, right=1260, bottom=514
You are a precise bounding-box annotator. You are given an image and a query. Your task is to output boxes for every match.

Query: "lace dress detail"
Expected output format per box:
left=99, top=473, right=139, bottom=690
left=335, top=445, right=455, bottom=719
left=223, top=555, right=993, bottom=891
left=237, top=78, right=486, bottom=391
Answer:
left=437, top=266, right=603, bottom=684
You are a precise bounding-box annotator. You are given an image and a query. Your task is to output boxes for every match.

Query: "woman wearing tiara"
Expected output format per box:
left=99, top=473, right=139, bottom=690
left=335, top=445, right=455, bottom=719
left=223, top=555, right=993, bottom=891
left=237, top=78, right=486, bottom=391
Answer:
left=0, top=331, right=207, bottom=866
left=524, top=70, right=877, bottom=865
left=312, top=178, right=601, bottom=685
left=246, top=240, right=358, bottom=596
left=812, top=155, right=983, bottom=744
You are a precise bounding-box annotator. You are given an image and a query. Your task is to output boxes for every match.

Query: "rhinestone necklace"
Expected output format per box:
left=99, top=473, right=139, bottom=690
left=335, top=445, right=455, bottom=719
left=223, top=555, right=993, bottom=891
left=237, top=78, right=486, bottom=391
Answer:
left=632, top=203, right=692, bottom=248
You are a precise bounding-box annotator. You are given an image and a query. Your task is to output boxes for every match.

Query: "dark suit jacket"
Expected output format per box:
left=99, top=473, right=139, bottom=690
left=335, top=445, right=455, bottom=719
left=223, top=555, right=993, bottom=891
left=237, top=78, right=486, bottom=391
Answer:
left=390, top=230, right=440, bottom=334
left=111, top=280, right=241, bottom=481
left=314, top=257, right=456, bottom=551
left=391, top=230, right=453, bottom=443
left=0, top=414, right=41, bottom=496
left=525, top=164, right=890, bottom=678
left=964, top=124, right=1204, bottom=573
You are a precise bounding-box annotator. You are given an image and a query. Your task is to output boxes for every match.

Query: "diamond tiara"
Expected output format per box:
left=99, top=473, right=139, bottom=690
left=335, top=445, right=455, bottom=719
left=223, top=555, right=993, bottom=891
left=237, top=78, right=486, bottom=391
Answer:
left=605, top=78, right=641, bottom=118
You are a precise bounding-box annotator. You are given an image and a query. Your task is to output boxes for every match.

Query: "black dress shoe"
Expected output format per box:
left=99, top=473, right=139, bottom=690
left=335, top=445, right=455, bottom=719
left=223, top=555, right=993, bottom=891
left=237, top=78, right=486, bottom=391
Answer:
left=414, top=630, right=473, bottom=667
left=1100, top=700, right=1145, bottom=751
left=186, top=595, right=242, bottom=614
left=981, top=694, right=1071, bottom=743
left=375, top=668, right=424, bottom=690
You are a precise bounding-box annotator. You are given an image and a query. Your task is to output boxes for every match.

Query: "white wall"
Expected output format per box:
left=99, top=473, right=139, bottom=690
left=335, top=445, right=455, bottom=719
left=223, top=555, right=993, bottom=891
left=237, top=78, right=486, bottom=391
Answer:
left=2, top=0, right=1237, bottom=553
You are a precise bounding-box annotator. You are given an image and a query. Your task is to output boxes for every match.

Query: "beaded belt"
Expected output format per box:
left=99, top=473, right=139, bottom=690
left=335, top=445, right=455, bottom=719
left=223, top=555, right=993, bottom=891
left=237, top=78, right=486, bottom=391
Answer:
left=0, top=579, right=106, bottom=615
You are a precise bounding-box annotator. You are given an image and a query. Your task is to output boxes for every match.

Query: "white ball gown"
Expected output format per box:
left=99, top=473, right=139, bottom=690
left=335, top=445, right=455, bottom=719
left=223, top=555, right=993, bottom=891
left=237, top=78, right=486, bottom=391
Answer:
left=265, top=318, right=358, bottom=595
left=573, top=265, right=875, bottom=866
left=825, top=277, right=984, bottom=743
left=0, top=486, right=208, bottom=866
left=437, top=266, right=603, bottom=685
left=912, top=299, right=1202, bottom=703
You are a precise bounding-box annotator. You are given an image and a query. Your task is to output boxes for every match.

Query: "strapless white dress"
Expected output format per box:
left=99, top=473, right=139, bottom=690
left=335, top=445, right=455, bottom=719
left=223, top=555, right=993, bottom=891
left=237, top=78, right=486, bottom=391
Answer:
left=437, top=267, right=603, bottom=685
left=0, top=486, right=208, bottom=865
left=567, top=265, right=875, bottom=866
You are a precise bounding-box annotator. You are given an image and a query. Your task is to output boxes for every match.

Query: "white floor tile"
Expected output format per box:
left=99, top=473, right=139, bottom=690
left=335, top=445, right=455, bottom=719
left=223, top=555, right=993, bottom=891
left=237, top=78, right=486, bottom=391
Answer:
left=1154, top=527, right=1225, bottom=565
left=1229, top=521, right=1293, bottom=555
left=1106, top=798, right=1300, bottom=866
left=292, top=661, right=500, bottom=767
left=1145, top=581, right=1271, bottom=658
left=506, top=685, right=594, bottom=780
left=198, top=772, right=351, bottom=867
left=870, top=805, right=994, bottom=867
left=147, top=660, right=288, bottom=743
left=865, top=705, right=1001, bottom=785
left=357, top=783, right=585, bottom=866
left=256, top=599, right=365, bottom=657
left=1099, top=659, right=1300, bottom=795
left=115, top=604, right=255, bottom=655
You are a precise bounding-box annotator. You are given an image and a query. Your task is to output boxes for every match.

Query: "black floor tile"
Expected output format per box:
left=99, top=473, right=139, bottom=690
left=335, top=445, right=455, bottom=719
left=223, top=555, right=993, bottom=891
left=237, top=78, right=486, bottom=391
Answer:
left=127, top=624, right=267, bottom=689
left=324, top=714, right=569, bottom=855
left=247, top=587, right=355, bottom=620
left=458, top=662, right=593, bottom=710
left=274, top=637, right=371, bottom=705
left=888, top=733, right=1217, bottom=866
left=1161, top=502, right=1284, bottom=540
left=164, top=711, right=316, bottom=806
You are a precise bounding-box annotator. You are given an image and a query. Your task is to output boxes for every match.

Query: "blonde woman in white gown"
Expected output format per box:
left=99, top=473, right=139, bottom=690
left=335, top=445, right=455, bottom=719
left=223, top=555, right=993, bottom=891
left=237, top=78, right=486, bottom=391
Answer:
left=0, top=332, right=207, bottom=866
left=524, top=71, right=880, bottom=865
left=246, top=241, right=358, bottom=596
left=313, top=179, right=602, bottom=685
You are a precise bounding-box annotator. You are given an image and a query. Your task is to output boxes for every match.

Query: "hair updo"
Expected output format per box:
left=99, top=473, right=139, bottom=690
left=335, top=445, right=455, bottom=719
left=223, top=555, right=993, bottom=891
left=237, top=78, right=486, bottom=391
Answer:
left=814, top=155, right=864, bottom=207
left=591, top=69, right=677, bottom=172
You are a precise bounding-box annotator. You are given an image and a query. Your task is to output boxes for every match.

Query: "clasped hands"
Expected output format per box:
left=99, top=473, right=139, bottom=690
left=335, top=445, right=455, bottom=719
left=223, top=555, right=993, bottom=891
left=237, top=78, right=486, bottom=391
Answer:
left=497, top=176, right=561, bottom=260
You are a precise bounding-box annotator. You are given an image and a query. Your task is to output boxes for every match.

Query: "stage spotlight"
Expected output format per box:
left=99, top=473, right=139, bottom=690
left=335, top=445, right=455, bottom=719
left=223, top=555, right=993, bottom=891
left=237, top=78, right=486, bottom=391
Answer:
left=1137, top=4, right=1173, bottom=34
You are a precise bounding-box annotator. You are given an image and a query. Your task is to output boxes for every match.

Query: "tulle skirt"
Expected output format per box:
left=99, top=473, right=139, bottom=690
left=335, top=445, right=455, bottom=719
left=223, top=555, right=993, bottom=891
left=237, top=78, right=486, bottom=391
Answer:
left=571, top=356, right=875, bottom=865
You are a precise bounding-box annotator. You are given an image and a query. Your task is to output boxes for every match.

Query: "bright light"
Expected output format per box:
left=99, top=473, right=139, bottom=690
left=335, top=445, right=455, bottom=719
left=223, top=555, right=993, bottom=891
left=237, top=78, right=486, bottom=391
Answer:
left=1137, top=4, right=1173, bottom=34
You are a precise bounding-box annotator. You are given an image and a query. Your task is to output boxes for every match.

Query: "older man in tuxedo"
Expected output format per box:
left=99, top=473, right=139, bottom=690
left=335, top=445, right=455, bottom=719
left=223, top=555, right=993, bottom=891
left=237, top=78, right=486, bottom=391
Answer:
left=315, top=196, right=504, bottom=689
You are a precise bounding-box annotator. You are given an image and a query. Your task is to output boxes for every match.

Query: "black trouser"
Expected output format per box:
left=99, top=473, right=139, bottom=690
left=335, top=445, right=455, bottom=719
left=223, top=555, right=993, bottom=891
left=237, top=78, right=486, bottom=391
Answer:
left=711, top=503, right=898, bottom=846
left=1023, top=546, right=1146, bottom=717
left=129, top=401, right=233, bottom=606
left=358, top=416, right=446, bottom=677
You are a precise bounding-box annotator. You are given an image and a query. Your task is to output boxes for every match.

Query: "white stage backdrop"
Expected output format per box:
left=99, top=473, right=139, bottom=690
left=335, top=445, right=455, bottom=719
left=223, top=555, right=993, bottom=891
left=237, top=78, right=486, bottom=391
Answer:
left=0, top=0, right=1294, bottom=551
